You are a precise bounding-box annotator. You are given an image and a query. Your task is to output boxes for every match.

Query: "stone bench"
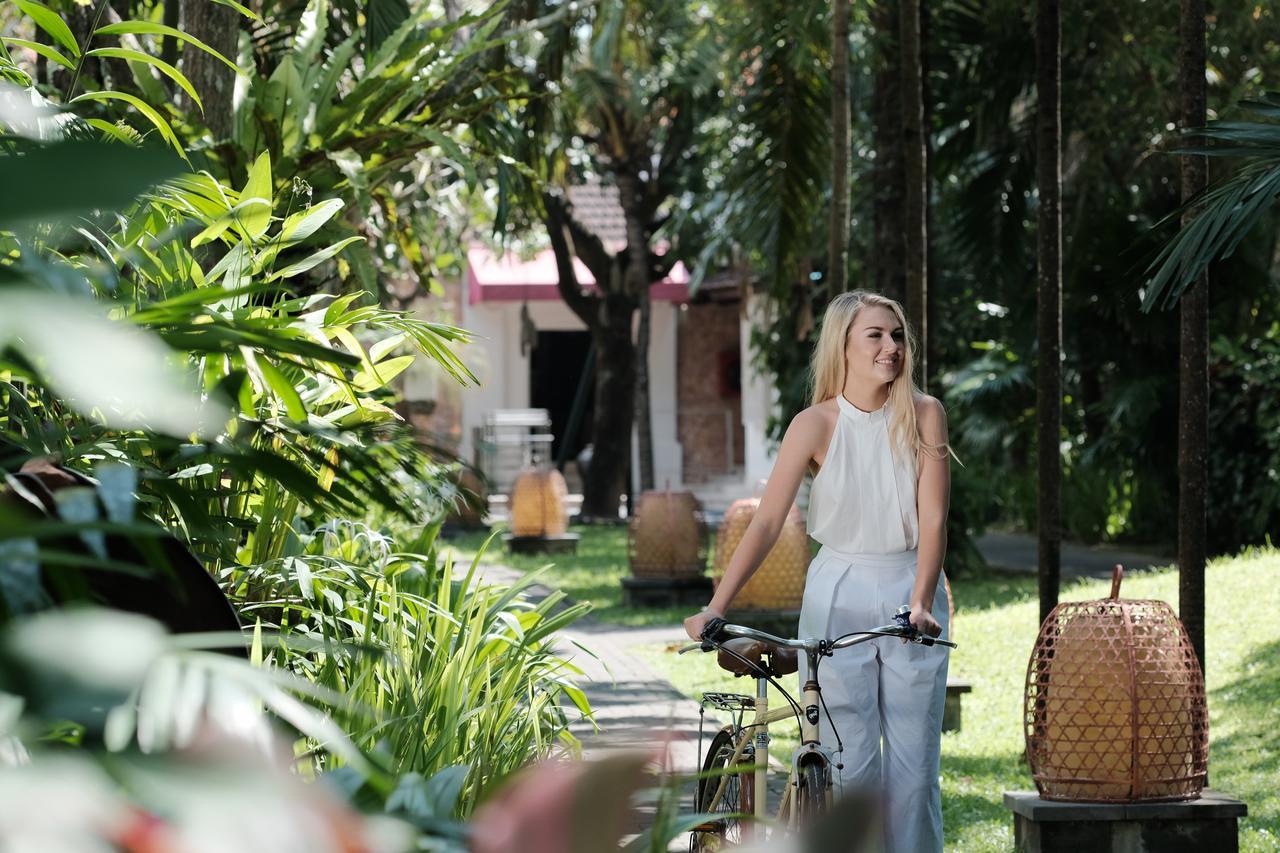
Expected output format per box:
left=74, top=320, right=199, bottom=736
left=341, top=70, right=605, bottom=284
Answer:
left=620, top=575, right=713, bottom=607
left=943, top=679, right=971, bottom=733
left=1003, top=789, right=1247, bottom=853
left=503, top=533, right=580, bottom=555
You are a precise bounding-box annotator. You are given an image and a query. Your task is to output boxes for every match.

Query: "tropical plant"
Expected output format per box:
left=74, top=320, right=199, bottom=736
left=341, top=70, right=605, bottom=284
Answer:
left=2, top=7, right=593, bottom=824
left=224, top=522, right=593, bottom=812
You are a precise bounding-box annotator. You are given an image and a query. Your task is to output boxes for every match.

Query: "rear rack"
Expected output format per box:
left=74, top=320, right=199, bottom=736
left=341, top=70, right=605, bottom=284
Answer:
left=700, top=692, right=756, bottom=713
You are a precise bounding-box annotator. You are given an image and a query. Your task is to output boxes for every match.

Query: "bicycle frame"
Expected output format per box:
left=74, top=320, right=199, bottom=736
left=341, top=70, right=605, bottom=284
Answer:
left=700, top=643, right=830, bottom=831
left=694, top=612, right=956, bottom=836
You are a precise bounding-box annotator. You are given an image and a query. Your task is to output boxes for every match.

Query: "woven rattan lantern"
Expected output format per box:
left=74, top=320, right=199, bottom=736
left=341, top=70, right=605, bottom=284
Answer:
left=628, top=488, right=706, bottom=578
left=1024, top=566, right=1208, bottom=802
left=712, top=498, right=809, bottom=610
left=509, top=469, right=568, bottom=537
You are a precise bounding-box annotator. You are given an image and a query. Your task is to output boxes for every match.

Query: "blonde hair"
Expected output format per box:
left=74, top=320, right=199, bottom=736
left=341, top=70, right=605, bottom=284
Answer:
left=809, top=290, right=949, bottom=463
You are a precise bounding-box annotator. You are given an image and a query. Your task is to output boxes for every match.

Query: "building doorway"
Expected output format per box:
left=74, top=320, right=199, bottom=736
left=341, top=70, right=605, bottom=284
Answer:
left=530, top=330, right=595, bottom=467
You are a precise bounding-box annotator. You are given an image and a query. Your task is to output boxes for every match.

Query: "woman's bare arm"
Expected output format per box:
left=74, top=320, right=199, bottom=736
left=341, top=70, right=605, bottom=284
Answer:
left=683, top=408, right=825, bottom=638
left=909, top=396, right=950, bottom=635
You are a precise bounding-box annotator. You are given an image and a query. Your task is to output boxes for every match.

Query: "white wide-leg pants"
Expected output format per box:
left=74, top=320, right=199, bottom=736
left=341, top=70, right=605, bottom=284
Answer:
left=797, top=546, right=950, bottom=853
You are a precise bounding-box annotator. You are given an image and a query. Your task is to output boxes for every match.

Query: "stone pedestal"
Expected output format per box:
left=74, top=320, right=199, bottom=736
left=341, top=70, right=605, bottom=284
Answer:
left=722, top=608, right=802, bottom=639
left=943, top=679, right=971, bottom=733
left=503, top=533, right=580, bottom=555
left=1003, top=790, right=1246, bottom=853
left=620, top=575, right=713, bottom=608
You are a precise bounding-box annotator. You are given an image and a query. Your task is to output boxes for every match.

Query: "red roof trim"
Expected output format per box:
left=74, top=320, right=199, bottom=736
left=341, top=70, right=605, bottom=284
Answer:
left=467, top=246, right=689, bottom=305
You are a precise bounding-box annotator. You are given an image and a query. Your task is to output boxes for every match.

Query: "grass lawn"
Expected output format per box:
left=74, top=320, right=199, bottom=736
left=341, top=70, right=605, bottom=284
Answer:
left=644, top=549, right=1280, bottom=852
left=445, top=524, right=1278, bottom=850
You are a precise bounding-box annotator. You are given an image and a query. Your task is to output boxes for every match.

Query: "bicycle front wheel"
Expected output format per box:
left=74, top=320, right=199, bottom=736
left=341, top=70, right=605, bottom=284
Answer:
left=794, top=759, right=827, bottom=824
left=691, top=727, right=754, bottom=851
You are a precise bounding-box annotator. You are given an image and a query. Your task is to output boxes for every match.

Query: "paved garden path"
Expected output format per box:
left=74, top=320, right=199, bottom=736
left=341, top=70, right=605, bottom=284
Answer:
left=470, top=560, right=711, bottom=847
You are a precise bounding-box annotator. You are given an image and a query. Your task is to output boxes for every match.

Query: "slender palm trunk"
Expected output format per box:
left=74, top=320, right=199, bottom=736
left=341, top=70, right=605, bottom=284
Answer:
left=871, top=0, right=906, bottom=305
left=900, top=0, right=928, bottom=388
left=829, top=0, right=852, bottom=293
left=1035, top=0, right=1062, bottom=624
left=635, top=288, right=653, bottom=493
left=1179, top=0, right=1208, bottom=670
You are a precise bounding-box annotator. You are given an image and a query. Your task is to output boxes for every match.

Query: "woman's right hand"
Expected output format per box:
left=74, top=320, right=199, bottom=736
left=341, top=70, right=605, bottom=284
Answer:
left=683, top=607, right=723, bottom=641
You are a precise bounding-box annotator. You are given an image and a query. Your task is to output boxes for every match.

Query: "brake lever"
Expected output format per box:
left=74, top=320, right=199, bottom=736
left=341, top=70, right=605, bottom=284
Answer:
left=678, top=642, right=714, bottom=655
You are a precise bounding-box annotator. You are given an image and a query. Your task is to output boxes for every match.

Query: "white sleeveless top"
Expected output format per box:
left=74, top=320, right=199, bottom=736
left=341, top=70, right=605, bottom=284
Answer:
left=806, top=395, right=919, bottom=555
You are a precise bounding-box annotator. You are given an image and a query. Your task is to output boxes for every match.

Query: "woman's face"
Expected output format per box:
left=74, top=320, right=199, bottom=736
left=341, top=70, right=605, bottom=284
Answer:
left=844, top=305, right=905, bottom=387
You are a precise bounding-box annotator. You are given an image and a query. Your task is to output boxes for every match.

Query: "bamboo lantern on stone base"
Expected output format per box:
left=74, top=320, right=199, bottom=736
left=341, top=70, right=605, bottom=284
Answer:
left=628, top=487, right=706, bottom=578
left=712, top=498, right=808, bottom=610
left=509, top=469, right=568, bottom=536
left=1024, top=565, right=1208, bottom=802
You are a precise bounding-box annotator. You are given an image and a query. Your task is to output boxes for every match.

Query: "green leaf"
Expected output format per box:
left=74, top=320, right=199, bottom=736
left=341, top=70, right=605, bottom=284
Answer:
left=1, top=36, right=74, bottom=70
left=239, top=151, right=273, bottom=242
left=369, top=332, right=407, bottom=363
left=86, top=47, right=202, bottom=113
left=192, top=197, right=269, bottom=248
left=268, top=236, right=363, bottom=280
left=365, top=0, right=410, bottom=56
left=352, top=354, right=414, bottom=392
left=14, top=0, right=80, bottom=58
left=257, top=357, right=307, bottom=421
left=83, top=118, right=140, bottom=144
left=209, top=0, right=261, bottom=21
left=279, top=198, right=344, bottom=244
left=70, top=90, right=185, bottom=158
left=0, top=139, right=183, bottom=228
left=94, top=21, right=242, bottom=75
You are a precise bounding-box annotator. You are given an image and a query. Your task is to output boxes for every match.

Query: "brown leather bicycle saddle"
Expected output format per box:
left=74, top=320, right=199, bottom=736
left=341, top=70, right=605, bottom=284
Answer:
left=716, top=638, right=799, bottom=678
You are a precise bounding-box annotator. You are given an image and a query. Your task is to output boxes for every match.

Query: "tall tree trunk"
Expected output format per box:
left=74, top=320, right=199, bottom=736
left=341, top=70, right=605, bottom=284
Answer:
left=587, top=290, right=638, bottom=519
left=634, top=289, right=653, bottom=494
left=1035, top=0, right=1062, bottom=624
left=619, top=172, right=655, bottom=495
left=871, top=0, right=906, bottom=305
left=179, top=0, right=238, bottom=139
left=160, top=0, right=180, bottom=70
left=900, top=0, right=928, bottom=388
left=828, top=0, right=852, bottom=293
left=544, top=196, right=638, bottom=520
left=1178, top=0, right=1208, bottom=670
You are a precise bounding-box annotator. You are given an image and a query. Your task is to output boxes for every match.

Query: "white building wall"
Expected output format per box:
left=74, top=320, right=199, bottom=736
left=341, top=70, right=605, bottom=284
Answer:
left=460, top=294, right=683, bottom=494
left=632, top=302, right=683, bottom=492
left=741, top=292, right=779, bottom=492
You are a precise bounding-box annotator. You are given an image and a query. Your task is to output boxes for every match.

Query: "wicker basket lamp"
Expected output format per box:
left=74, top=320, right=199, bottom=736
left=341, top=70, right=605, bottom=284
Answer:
left=509, top=469, right=569, bottom=537
left=628, top=488, right=707, bottom=578
left=1024, top=566, right=1208, bottom=802
left=712, top=498, right=809, bottom=610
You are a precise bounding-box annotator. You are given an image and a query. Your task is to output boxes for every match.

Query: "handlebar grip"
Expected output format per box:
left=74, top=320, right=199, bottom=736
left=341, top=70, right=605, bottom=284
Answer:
left=701, top=616, right=727, bottom=643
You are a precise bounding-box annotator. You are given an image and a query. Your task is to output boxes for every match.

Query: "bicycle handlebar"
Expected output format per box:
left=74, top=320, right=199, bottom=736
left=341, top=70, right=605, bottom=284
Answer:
left=695, top=605, right=957, bottom=653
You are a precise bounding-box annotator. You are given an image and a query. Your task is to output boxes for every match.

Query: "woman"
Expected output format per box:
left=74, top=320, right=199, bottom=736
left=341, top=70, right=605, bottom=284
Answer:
left=683, top=290, right=952, bottom=853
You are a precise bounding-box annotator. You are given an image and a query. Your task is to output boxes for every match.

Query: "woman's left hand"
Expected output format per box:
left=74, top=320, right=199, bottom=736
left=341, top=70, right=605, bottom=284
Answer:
left=908, top=603, right=942, bottom=638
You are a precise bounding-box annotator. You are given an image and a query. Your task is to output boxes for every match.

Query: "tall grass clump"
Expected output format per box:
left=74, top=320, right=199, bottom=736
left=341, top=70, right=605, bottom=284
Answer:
left=225, top=521, right=592, bottom=813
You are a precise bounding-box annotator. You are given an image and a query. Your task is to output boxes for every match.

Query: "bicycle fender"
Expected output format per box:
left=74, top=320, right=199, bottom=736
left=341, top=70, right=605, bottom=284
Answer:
left=791, top=742, right=837, bottom=770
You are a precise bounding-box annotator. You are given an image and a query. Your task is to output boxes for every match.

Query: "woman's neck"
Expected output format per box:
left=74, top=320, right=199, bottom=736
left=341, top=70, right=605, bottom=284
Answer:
left=840, top=382, right=890, bottom=413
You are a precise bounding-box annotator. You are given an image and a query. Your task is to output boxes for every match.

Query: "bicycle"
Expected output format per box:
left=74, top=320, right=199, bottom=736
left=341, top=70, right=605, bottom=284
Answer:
left=681, top=605, right=957, bottom=849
